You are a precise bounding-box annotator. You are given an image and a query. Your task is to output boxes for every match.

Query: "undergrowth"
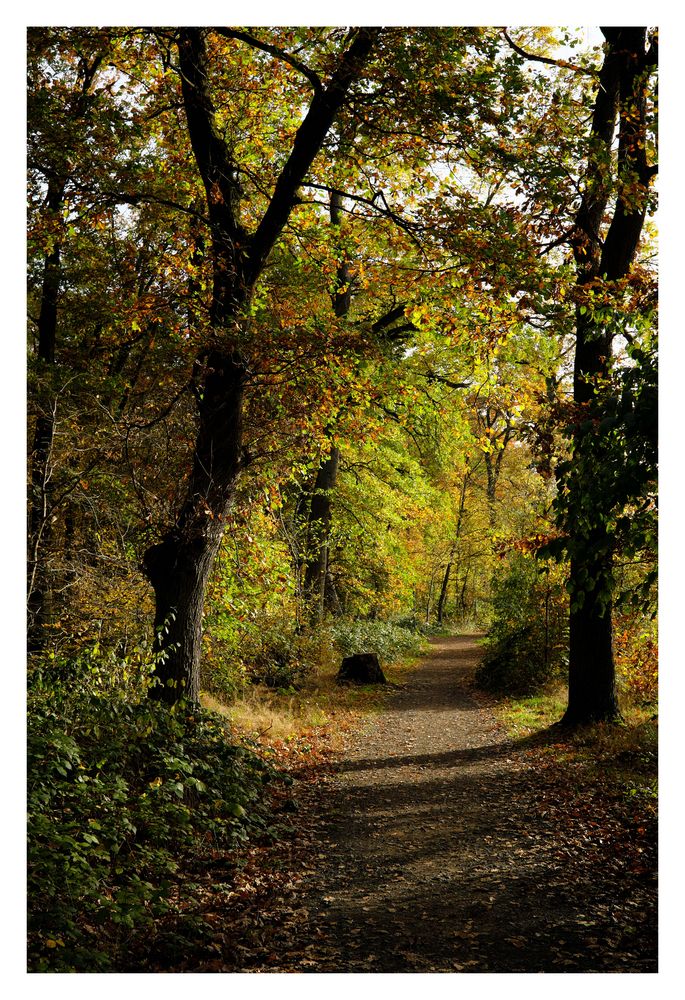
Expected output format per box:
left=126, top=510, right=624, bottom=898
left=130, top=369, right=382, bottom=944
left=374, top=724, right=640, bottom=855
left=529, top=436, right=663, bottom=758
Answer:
left=475, top=555, right=568, bottom=695
left=327, top=618, right=428, bottom=664
left=27, top=647, right=278, bottom=972
left=28, top=616, right=428, bottom=971
left=204, top=618, right=425, bottom=746
left=500, top=684, right=657, bottom=825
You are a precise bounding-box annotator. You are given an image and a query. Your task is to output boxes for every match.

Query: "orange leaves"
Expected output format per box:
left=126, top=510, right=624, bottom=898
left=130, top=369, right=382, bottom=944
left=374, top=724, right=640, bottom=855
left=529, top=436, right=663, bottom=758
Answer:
left=613, top=613, right=658, bottom=704
left=209, top=182, right=225, bottom=206
left=491, top=531, right=560, bottom=561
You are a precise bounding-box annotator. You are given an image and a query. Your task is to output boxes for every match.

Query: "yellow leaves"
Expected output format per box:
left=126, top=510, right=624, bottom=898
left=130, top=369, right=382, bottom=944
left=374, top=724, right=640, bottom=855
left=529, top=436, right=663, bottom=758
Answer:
left=409, top=303, right=431, bottom=329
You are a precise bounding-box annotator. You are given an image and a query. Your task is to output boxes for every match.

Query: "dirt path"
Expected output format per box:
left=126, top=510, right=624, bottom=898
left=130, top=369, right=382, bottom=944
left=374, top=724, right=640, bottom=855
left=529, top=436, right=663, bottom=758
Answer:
left=258, top=634, right=657, bottom=973
left=176, top=635, right=655, bottom=973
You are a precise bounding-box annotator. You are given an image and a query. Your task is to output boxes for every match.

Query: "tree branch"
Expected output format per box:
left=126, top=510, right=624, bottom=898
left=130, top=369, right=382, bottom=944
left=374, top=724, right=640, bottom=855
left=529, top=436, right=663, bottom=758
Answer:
left=371, top=304, right=407, bottom=333
left=245, top=28, right=381, bottom=285
left=212, top=28, right=323, bottom=96
left=421, top=371, right=470, bottom=390
left=177, top=29, right=244, bottom=244
left=502, top=29, right=597, bottom=76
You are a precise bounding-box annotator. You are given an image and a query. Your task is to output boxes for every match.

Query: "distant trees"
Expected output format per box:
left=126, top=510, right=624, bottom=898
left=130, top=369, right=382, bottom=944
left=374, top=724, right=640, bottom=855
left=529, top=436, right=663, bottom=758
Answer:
left=28, top=31, right=112, bottom=649
left=27, top=26, right=657, bottom=725
left=27, top=29, right=161, bottom=652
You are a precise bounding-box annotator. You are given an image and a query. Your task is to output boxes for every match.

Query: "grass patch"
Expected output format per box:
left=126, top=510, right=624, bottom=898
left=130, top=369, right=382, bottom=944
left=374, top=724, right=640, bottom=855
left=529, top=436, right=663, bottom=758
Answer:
left=500, top=685, right=658, bottom=816
left=499, top=684, right=568, bottom=737
left=202, top=650, right=425, bottom=748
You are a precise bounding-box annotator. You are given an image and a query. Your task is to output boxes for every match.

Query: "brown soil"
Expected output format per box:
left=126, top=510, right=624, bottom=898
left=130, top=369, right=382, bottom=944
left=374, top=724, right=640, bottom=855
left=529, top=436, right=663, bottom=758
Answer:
left=169, top=635, right=657, bottom=973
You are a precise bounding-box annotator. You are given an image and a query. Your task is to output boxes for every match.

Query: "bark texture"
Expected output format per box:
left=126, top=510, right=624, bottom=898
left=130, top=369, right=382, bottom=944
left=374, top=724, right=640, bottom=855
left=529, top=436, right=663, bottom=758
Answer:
left=562, top=27, right=657, bottom=725
left=143, top=28, right=380, bottom=702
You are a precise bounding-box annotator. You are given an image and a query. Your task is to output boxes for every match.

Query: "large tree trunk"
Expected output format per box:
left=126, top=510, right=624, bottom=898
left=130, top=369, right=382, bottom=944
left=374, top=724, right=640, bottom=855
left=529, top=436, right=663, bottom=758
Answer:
left=563, top=303, right=620, bottom=724
left=144, top=528, right=222, bottom=704
left=142, top=27, right=380, bottom=702
left=566, top=548, right=619, bottom=724
left=143, top=349, right=246, bottom=703
left=562, top=27, right=656, bottom=726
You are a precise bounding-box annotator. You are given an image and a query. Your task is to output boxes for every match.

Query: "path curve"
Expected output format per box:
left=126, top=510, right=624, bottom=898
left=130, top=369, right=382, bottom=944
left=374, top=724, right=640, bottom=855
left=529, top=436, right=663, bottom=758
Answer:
left=273, top=634, right=656, bottom=973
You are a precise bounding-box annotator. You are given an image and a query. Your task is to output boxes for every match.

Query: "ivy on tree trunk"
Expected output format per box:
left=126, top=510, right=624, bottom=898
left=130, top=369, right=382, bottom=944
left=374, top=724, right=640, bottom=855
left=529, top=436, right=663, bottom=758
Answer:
left=561, top=27, right=657, bottom=725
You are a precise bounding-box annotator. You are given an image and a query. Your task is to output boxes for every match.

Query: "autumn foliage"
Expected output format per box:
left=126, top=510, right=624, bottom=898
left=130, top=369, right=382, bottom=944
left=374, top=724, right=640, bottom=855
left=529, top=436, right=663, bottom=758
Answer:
left=26, top=25, right=657, bottom=972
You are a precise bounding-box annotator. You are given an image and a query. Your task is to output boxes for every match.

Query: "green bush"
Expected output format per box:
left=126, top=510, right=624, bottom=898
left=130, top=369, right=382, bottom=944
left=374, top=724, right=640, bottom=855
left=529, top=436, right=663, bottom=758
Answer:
left=476, top=554, right=568, bottom=695
left=202, top=612, right=319, bottom=695
left=245, top=627, right=313, bottom=690
left=328, top=618, right=428, bottom=667
left=389, top=613, right=430, bottom=635
left=27, top=648, right=274, bottom=972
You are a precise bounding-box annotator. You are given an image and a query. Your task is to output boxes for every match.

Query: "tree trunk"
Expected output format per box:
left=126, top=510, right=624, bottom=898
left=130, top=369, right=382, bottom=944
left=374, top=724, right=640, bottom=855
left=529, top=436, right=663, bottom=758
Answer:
left=302, top=188, right=351, bottom=621
left=565, top=549, right=619, bottom=724
left=445, top=468, right=470, bottom=624
left=484, top=455, right=497, bottom=531
left=459, top=565, right=470, bottom=614
left=143, top=347, right=246, bottom=702
left=482, top=410, right=511, bottom=532
left=562, top=27, right=656, bottom=726
left=436, top=561, right=452, bottom=624
left=425, top=570, right=438, bottom=625
left=144, top=525, right=223, bottom=704
left=28, top=177, right=65, bottom=651
left=141, top=27, right=380, bottom=702
left=303, top=445, right=340, bottom=619
left=563, top=308, right=620, bottom=724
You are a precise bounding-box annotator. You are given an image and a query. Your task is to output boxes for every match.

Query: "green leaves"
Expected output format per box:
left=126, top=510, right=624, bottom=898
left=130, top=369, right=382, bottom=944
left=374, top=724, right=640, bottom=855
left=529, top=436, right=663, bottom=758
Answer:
left=551, top=338, right=657, bottom=612
left=477, top=554, right=569, bottom=694
left=27, top=653, right=275, bottom=972
left=329, top=618, right=428, bottom=664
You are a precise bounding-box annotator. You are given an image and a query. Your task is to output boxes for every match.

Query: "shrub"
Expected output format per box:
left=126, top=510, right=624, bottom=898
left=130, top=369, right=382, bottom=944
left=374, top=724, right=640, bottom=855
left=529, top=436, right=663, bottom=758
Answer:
left=27, top=647, right=274, bottom=972
left=203, top=611, right=319, bottom=695
left=614, top=611, right=658, bottom=705
left=476, top=554, right=568, bottom=695
left=328, top=618, right=427, bottom=667
left=245, top=627, right=313, bottom=690
left=389, top=613, right=429, bottom=634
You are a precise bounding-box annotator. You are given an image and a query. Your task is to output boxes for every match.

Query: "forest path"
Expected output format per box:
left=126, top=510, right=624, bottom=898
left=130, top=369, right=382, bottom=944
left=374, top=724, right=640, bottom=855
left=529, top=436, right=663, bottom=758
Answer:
left=257, top=634, right=656, bottom=973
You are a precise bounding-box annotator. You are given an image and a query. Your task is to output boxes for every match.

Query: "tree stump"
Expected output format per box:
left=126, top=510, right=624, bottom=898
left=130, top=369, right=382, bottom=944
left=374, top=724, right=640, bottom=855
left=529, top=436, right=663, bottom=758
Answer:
left=336, top=652, right=387, bottom=685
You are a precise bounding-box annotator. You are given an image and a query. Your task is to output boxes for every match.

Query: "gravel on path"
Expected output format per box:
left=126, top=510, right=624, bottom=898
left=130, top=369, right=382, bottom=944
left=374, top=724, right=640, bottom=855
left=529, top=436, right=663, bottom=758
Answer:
left=273, top=634, right=657, bottom=973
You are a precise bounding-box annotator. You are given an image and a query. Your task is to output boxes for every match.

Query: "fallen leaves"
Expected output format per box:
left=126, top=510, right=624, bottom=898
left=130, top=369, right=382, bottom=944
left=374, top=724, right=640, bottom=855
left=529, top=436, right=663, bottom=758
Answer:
left=124, top=638, right=656, bottom=974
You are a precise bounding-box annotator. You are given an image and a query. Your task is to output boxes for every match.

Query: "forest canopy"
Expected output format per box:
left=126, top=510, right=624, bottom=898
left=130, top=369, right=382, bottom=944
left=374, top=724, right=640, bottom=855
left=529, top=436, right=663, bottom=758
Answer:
left=27, top=24, right=657, bottom=716
left=26, top=24, right=657, bottom=972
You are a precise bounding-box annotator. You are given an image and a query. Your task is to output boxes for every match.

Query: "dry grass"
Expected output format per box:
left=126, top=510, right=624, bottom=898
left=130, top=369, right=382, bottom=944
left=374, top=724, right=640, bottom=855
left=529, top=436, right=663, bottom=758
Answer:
left=201, top=653, right=424, bottom=748
left=201, top=687, right=333, bottom=743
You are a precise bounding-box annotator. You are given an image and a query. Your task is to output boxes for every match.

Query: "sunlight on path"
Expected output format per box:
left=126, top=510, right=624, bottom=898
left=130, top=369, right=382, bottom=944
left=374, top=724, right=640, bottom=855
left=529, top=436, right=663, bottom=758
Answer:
left=282, top=635, right=656, bottom=973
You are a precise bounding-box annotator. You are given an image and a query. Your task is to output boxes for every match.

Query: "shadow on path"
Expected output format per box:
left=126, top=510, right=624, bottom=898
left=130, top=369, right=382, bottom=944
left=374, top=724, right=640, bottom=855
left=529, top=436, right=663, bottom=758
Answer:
left=260, top=636, right=657, bottom=973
